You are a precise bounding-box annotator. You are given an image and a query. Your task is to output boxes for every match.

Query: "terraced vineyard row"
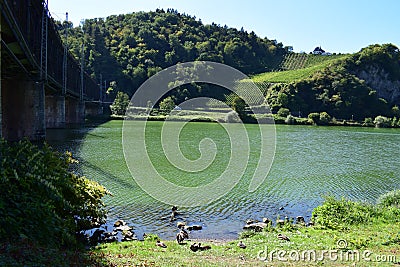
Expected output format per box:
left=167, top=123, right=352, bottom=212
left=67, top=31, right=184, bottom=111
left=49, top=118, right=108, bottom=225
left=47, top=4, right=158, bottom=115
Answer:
left=280, top=53, right=347, bottom=71
left=250, top=53, right=349, bottom=84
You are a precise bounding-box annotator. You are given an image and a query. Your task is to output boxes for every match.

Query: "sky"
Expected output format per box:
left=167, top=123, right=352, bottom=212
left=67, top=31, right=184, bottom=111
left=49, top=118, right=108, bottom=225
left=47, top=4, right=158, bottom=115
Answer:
left=48, top=0, right=400, bottom=54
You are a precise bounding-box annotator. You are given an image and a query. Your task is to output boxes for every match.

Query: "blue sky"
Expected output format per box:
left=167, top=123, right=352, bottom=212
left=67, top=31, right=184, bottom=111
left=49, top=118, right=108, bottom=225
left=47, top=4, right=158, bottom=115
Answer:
left=49, top=0, right=400, bottom=54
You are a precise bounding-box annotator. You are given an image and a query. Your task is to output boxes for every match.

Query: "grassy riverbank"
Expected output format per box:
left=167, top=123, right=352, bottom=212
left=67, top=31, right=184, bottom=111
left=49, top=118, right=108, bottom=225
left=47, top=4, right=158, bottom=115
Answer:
left=89, top=222, right=399, bottom=266
left=89, top=194, right=400, bottom=267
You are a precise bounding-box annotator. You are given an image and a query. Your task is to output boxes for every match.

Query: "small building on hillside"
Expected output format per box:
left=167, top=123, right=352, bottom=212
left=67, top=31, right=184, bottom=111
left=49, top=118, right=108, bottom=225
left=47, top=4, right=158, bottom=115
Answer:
left=313, top=46, right=325, bottom=55
left=312, top=46, right=332, bottom=55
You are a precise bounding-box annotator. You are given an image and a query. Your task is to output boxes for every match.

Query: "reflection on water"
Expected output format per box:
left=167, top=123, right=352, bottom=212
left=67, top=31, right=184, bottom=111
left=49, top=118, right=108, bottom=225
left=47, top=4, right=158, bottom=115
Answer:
left=47, top=121, right=400, bottom=240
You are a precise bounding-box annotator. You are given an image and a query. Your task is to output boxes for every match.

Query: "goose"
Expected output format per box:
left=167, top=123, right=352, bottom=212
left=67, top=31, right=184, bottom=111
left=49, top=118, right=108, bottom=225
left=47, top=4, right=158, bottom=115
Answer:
left=190, top=243, right=199, bottom=252
left=237, top=241, right=246, bottom=249
left=176, top=228, right=189, bottom=244
left=277, top=233, right=290, bottom=241
left=156, top=240, right=167, bottom=248
left=197, top=243, right=211, bottom=251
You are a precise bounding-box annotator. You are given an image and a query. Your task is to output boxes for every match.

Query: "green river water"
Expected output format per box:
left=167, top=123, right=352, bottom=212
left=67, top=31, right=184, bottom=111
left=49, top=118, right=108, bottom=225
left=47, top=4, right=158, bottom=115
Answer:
left=47, top=120, right=400, bottom=239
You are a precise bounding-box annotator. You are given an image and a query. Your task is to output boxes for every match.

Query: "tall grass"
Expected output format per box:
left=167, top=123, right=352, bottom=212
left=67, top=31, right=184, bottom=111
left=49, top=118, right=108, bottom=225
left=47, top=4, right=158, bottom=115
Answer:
left=313, top=190, right=400, bottom=230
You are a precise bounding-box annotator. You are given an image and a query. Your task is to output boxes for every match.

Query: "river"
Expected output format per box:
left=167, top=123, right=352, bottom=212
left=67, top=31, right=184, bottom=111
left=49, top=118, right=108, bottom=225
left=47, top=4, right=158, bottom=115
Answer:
left=47, top=120, right=400, bottom=240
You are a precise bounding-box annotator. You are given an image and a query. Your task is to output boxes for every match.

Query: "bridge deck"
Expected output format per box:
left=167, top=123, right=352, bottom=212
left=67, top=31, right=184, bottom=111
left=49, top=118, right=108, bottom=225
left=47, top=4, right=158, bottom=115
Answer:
left=1, top=0, right=100, bottom=101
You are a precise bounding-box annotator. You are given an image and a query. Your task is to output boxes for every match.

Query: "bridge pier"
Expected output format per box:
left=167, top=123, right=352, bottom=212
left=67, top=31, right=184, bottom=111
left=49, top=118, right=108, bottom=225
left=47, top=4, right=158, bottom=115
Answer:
left=1, top=78, right=46, bottom=141
left=45, top=95, right=87, bottom=128
left=66, top=97, right=85, bottom=125
left=85, top=102, right=104, bottom=117
left=45, top=94, right=66, bottom=128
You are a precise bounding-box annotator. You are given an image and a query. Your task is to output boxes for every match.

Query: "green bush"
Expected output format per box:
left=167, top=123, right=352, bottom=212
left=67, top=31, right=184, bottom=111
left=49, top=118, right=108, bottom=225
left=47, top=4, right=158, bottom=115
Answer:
left=231, top=96, right=246, bottom=118
left=110, top=91, right=130, bottom=115
left=159, top=96, right=176, bottom=114
left=374, top=115, right=390, bottom=128
left=0, top=139, right=109, bottom=249
left=277, top=107, right=290, bottom=118
left=319, top=112, right=331, bottom=125
left=362, top=117, right=374, bottom=127
left=312, top=196, right=376, bottom=229
left=285, top=114, right=296, bottom=125
left=377, top=189, right=400, bottom=208
left=308, top=112, right=320, bottom=124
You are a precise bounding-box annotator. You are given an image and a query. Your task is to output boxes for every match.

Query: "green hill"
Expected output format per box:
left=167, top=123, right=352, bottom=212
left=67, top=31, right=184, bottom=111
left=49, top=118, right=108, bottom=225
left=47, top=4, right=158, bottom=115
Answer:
left=61, top=10, right=400, bottom=121
left=60, top=9, right=289, bottom=100
left=251, top=54, right=348, bottom=83
left=262, top=44, right=400, bottom=120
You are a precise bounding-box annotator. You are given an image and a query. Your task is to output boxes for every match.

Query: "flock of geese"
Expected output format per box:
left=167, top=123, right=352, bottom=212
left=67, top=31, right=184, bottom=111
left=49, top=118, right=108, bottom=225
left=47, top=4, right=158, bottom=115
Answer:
left=153, top=206, right=291, bottom=251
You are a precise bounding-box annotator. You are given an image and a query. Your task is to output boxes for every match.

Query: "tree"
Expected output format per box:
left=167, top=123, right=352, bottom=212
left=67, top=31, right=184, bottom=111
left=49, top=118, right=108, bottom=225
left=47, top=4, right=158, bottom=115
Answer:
left=319, top=112, right=332, bottom=125
left=392, top=105, right=400, bottom=117
left=107, top=80, right=118, bottom=94
left=374, top=115, right=390, bottom=128
left=231, top=96, right=246, bottom=118
left=277, top=92, right=289, bottom=106
left=277, top=107, right=290, bottom=118
left=159, top=96, right=176, bottom=114
left=110, top=91, right=130, bottom=115
left=308, top=112, right=320, bottom=124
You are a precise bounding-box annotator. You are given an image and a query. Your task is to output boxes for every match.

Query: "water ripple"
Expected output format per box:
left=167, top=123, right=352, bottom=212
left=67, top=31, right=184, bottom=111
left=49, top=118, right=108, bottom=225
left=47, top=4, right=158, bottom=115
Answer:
left=49, top=122, right=400, bottom=240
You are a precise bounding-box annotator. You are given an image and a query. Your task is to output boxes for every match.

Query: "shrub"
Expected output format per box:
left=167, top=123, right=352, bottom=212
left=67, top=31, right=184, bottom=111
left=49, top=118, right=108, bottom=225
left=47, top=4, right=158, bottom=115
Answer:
left=391, top=117, right=398, bottom=128
left=110, top=91, right=130, bottom=115
left=362, top=117, right=374, bottom=127
left=377, top=189, right=400, bottom=208
left=231, top=96, right=246, bottom=118
left=159, top=96, right=176, bottom=114
left=225, top=110, right=240, bottom=123
left=285, top=114, right=296, bottom=124
left=277, top=107, right=290, bottom=118
left=374, top=115, right=390, bottom=128
left=319, top=112, right=331, bottom=125
left=312, top=196, right=376, bottom=229
left=0, top=139, right=109, bottom=248
left=308, top=112, right=320, bottom=124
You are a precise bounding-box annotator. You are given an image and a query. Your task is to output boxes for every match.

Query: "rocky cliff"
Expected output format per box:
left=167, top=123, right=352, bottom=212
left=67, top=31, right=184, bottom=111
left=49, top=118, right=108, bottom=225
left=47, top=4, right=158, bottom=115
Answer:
left=355, top=65, right=400, bottom=105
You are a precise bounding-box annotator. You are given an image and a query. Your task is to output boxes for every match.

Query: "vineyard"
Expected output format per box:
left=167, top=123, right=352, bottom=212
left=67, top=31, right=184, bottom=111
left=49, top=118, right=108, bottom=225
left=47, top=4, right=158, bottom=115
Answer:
left=250, top=53, right=349, bottom=84
left=280, top=53, right=347, bottom=70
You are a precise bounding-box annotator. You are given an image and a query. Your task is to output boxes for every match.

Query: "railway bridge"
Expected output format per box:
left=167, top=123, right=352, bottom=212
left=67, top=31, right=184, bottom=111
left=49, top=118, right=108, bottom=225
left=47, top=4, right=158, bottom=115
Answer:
left=1, top=0, right=103, bottom=141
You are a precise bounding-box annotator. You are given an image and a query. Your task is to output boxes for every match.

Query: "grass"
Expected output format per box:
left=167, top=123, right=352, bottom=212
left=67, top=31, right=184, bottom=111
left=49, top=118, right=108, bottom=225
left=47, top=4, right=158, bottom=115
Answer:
left=89, top=222, right=400, bottom=266
left=89, top=194, right=400, bottom=266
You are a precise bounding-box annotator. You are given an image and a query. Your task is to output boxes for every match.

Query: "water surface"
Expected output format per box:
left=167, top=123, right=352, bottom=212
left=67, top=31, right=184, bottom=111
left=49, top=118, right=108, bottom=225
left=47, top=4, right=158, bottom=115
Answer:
left=47, top=121, right=400, bottom=240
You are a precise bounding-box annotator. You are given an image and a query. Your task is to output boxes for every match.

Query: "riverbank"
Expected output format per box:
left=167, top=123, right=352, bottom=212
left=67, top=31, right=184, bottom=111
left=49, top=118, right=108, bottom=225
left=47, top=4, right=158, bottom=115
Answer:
left=89, top=194, right=400, bottom=266
left=89, top=223, right=399, bottom=266
left=110, top=111, right=400, bottom=128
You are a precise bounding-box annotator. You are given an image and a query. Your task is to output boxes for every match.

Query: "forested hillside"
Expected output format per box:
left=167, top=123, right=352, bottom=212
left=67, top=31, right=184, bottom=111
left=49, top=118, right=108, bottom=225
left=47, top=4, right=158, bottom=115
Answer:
left=60, top=8, right=288, bottom=99
left=60, top=9, right=400, bottom=121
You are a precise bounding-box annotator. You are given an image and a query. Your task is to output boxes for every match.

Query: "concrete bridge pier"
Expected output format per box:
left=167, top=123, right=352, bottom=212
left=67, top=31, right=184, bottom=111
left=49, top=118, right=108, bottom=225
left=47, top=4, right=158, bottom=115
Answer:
left=66, top=97, right=85, bottom=125
left=85, top=102, right=104, bottom=117
left=1, top=78, right=46, bottom=141
left=45, top=94, right=66, bottom=128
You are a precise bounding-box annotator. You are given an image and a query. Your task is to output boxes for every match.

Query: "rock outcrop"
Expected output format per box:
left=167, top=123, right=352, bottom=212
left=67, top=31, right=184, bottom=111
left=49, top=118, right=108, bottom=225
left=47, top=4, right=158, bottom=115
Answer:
left=355, top=65, right=400, bottom=105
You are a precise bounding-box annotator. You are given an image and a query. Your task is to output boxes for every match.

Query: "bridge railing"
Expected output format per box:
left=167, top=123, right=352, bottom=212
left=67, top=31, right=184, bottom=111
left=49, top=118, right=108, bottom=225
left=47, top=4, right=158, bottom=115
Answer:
left=3, top=0, right=100, bottom=101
